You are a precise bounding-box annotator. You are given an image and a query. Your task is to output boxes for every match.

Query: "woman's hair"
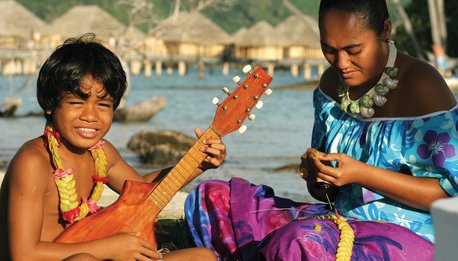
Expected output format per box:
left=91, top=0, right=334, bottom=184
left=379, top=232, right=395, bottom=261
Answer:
left=318, top=0, right=390, bottom=36
left=37, top=33, right=127, bottom=121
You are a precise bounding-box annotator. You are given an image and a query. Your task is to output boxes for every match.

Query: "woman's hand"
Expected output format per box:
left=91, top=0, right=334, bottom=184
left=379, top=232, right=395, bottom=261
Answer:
left=312, top=152, right=365, bottom=187
left=195, top=128, right=227, bottom=171
left=299, top=148, right=329, bottom=183
left=300, top=148, right=339, bottom=203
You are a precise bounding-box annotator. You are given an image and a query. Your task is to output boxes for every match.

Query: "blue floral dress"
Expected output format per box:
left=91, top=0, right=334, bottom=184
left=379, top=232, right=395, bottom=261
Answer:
left=313, top=87, right=458, bottom=242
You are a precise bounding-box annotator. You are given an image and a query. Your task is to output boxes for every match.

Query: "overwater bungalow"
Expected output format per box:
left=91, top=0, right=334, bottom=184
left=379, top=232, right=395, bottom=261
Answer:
left=0, top=0, right=47, bottom=75
left=146, top=11, right=232, bottom=76
left=39, top=5, right=144, bottom=51
left=0, top=3, right=327, bottom=80
left=232, top=17, right=326, bottom=79
left=233, top=21, right=284, bottom=63
left=38, top=5, right=146, bottom=76
left=275, top=15, right=321, bottom=59
left=275, top=14, right=327, bottom=78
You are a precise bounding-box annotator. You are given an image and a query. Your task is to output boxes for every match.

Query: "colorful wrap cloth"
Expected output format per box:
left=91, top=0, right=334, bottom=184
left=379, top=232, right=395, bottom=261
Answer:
left=184, top=178, right=434, bottom=260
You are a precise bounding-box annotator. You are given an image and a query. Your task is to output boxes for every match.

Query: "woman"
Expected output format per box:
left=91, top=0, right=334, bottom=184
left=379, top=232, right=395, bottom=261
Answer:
left=185, top=0, right=458, bottom=260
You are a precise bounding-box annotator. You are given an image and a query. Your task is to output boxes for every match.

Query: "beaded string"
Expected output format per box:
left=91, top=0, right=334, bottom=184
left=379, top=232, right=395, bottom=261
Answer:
left=294, top=212, right=355, bottom=260
left=44, top=124, right=109, bottom=224
left=315, top=214, right=354, bottom=261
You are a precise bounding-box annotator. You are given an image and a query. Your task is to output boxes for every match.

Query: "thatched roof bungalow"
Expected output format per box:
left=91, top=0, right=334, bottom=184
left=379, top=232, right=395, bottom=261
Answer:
left=231, top=15, right=324, bottom=64
left=147, top=11, right=231, bottom=61
left=40, top=5, right=144, bottom=50
left=0, top=0, right=46, bottom=49
left=232, top=21, right=285, bottom=62
left=275, top=14, right=323, bottom=61
left=0, top=0, right=48, bottom=75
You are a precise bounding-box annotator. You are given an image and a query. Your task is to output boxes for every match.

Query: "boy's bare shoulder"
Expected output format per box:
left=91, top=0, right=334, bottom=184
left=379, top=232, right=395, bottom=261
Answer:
left=12, top=138, right=49, bottom=165
left=100, top=139, right=123, bottom=164
left=7, top=137, right=52, bottom=189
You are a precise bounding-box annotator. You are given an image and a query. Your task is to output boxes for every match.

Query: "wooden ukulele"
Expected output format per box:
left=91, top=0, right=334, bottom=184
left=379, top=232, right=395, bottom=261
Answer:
left=54, top=65, right=273, bottom=248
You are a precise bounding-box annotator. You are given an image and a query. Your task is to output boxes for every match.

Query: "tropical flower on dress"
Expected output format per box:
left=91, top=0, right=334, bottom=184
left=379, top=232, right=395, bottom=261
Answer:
left=417, top=130, right=456, bottom=167
left=393, top=213, right=412, bottom=228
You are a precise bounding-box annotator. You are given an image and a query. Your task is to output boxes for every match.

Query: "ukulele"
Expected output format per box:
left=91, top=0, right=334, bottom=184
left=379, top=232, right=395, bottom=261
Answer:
left=54, top=65, right=273, bottom=247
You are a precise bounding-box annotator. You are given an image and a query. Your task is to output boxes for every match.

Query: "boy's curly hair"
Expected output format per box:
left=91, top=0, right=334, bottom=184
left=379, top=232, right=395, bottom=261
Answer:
left=37, top=33, right=127, bottom=121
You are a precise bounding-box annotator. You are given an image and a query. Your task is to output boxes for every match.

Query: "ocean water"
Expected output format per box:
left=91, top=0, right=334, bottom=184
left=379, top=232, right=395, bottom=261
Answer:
left=0, top=67, right=318, bottom=202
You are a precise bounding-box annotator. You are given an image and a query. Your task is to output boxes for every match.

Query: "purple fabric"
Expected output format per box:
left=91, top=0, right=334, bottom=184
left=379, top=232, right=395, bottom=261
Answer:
left=184, top=178, right=434, bottom=260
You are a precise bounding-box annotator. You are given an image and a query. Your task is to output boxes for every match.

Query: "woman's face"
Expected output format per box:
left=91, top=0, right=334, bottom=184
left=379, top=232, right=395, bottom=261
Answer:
left=319, top=9, right=389, bottom=88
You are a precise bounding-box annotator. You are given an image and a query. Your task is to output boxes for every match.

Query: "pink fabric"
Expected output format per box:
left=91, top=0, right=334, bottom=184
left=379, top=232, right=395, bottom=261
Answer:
left=185, top=178, right=434, bottom=260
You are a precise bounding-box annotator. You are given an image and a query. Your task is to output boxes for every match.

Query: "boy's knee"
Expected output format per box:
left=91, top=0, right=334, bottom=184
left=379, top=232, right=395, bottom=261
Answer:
left=62, top=253, right=99, bottom=261
left=192, top=247, right=217, bottom=261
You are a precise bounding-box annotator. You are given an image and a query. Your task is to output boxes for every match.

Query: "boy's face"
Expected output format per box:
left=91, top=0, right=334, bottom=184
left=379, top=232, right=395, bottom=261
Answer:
left=49, top=76, right=114, bottom=151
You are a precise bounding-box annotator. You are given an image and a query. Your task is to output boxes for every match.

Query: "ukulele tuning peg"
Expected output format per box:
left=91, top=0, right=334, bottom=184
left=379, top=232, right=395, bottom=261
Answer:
left=264, top=88, right=273, bottom=96
left=222, top=87, right=231, bottom=95
left=212, top=97, right=220, bottom=106
left=238, top=125, right=247, bottom=134
left=232, top=75, right=241, bottom=85
left=242, top=64, right=253, bottom=74
left=255, top=100, right=264, bottom=109
left=248, top=114, right=256, bottom=121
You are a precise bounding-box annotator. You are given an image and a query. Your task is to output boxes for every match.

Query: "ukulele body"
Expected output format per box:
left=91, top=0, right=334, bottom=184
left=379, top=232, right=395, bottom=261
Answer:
left=55, top=180, right=160, bottom=247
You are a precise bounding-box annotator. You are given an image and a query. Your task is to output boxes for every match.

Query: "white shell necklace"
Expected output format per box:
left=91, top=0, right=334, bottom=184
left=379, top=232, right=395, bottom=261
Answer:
left=338, top=41, right=399, bottom=118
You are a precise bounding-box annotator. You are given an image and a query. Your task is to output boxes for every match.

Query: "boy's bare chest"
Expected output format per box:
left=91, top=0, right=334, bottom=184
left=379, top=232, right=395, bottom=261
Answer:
left=41, top=164, right=96, bottom=240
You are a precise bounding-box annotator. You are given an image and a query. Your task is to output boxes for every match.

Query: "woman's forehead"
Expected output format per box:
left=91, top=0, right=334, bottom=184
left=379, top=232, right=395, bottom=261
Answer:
left=320, top=10, right=375, bottom=46
left=321, top=9, right=367, bottom=31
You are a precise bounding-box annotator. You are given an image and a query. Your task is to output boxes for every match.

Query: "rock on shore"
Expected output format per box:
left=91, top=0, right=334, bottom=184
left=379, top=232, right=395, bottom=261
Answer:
left=127, top=130, right=195, bottom=166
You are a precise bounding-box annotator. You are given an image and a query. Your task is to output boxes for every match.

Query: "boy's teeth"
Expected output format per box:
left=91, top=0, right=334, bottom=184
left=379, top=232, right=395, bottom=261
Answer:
left=79, top=128, right=95, bottom=132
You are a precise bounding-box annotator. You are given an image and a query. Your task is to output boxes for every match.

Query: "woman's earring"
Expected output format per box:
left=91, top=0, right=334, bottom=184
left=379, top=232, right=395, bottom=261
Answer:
left=386, top=39, right=394, bottom=45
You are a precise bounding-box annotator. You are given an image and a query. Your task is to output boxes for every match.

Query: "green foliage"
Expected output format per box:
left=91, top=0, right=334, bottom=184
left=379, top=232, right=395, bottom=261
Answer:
left=203, top=0, right=321, bottom=33
left=203, top=0, right=288, bottom=33
left=17, top=0, right=127, bottom=23
left=289, top=0, right=321, bottom=18
left=445, top=1, right=458, bottom=57
left=393, top=0, right=458, bottom=59
left=16, top=0, right=322, bottom=34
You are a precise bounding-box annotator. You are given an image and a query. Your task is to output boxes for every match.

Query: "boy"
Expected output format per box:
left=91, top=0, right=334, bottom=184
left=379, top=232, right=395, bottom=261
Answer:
left=0, top=34, right=224, bottom=260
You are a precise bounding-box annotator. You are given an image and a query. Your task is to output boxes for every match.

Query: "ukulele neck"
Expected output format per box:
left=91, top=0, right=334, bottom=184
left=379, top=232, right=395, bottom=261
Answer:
left=148, top=127, right=220, bottom=210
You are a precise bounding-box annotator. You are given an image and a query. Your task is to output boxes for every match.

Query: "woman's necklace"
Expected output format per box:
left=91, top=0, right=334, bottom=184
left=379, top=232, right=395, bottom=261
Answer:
left=338, top=41, right=399, bottom=118
left=44, top=124, right=109, bottom=224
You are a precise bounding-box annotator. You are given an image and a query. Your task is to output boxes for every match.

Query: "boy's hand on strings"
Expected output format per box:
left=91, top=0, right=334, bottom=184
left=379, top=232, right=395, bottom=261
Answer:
left=195, top=128, right=227, bottom=171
